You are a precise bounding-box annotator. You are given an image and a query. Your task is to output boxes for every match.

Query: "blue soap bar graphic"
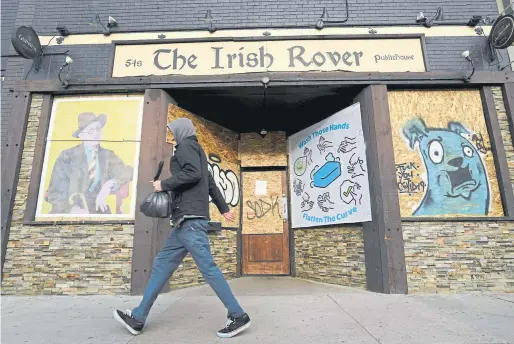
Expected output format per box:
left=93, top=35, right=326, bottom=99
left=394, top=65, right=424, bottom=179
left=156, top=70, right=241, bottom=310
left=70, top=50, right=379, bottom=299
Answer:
left=312, top=161, right=341, bottom=188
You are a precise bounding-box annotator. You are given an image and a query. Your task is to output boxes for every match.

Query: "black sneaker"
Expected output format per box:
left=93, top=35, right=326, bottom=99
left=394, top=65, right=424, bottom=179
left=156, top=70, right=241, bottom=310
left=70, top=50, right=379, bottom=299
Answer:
left=216, top=313, right=251, bottom=338
left=113, top=309, right=144, bottom=335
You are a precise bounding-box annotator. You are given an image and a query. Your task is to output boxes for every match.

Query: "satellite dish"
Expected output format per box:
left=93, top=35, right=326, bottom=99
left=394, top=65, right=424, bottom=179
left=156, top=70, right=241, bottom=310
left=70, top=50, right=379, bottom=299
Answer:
left=489, top=14, right=514, bottom=49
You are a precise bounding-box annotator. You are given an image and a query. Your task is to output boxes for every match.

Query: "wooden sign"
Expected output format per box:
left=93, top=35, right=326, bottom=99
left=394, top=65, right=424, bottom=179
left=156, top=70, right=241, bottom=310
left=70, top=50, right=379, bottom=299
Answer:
left=112, top=37, right=426, bottom=77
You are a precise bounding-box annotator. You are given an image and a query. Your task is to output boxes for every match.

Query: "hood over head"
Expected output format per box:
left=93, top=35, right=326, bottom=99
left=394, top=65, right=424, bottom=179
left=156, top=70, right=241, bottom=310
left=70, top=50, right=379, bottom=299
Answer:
left=167, top=118, right=197, bottom=144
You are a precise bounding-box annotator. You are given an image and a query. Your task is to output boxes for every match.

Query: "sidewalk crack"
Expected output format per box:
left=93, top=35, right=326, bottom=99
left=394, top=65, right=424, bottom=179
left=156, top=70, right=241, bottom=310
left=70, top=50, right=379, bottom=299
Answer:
left=486, top=295, right=514, bottom=304
left=328, top=294, right=382, bottom=344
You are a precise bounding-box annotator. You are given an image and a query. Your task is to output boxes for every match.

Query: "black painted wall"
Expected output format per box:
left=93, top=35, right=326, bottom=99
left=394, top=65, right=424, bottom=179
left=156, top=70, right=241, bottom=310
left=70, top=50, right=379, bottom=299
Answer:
left=27, top=0, right=501, bottom=33
left=2, top=0, right=511, bottom=144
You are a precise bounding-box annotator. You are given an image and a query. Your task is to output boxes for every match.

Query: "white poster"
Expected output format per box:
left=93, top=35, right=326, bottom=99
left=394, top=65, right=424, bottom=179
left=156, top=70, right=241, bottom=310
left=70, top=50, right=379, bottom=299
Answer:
left=288, top=103, right=372, bottom=228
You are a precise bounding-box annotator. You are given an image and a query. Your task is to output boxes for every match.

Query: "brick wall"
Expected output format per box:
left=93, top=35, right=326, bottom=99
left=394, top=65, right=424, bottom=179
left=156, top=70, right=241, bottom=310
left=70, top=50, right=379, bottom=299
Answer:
left=294, top=226, right=366, bottom=289
left=1, top=0, right=20, bottom=71
left=27, top=0, right=500, bottom=34
left=403, top=87, right=514, bottom=293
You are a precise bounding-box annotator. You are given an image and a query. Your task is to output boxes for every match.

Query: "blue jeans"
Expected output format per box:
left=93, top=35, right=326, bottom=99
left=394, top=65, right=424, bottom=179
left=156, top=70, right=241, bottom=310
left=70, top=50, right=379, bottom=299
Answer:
left=132, top=219, right=244, bottom=322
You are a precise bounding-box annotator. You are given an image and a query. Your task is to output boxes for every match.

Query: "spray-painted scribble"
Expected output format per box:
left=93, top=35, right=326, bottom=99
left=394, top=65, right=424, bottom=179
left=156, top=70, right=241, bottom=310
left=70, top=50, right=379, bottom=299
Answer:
left=300, top=192, right=314, bottom=212
left=347, top=153, right=366, bottom=179
left=403, top=118, right=489, bottom=215
left=293, top=179, right=305, bottom=196
left=317, top=192, right=335, bottom=212
left=471, top=132, right=490, bottom=154
left=396, top=162, right=426, bottom=194
left=246, top=195, right=281, bottom=220
left=337, top=137, right=357, bottom=154
left=317, top=136, right=333, bottom=154
left=340, top=179, right=362, bottom=205
left=208, top=153, right=240, bottom=207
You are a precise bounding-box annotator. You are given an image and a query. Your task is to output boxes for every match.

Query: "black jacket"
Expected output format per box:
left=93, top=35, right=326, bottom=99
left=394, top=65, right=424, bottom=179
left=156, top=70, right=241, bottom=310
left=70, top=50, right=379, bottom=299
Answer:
left=161, top=136, right=229, bottom=224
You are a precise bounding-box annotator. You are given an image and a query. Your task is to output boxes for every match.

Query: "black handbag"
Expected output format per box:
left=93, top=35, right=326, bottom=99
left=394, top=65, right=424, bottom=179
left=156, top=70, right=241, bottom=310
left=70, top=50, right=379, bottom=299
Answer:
left=139, top=161, right=172, bottom=218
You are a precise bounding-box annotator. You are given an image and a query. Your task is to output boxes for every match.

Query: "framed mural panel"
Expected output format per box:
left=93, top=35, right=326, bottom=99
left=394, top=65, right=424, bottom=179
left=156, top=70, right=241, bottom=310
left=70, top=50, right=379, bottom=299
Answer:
left=389, top=89, right=504, bottom=217
left=35, top=95, right=144, bottom=221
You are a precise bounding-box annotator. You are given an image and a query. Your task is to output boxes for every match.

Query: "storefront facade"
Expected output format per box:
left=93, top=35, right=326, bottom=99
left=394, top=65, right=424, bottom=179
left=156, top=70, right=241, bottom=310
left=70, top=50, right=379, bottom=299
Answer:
left=1, top=0, right=513, bottom=295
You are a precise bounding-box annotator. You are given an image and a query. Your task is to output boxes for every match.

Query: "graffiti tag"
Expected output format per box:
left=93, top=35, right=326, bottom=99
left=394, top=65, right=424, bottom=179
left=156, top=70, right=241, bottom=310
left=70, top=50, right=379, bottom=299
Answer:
left=396, top=162, right=426, bottom=194
left=471, top=133, right=489, bottom=154
left=246, top=195, right=281, bottom=220
left=208, top=153, right=240, bottom=207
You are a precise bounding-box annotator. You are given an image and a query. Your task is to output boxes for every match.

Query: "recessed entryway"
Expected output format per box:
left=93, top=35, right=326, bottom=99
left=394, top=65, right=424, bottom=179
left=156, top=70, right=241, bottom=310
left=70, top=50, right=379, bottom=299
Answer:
left=241, top=170, right=290, bottom=275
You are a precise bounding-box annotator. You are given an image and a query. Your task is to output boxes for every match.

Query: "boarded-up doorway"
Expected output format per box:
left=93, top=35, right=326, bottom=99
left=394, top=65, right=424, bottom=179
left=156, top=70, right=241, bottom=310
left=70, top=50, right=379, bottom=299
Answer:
left=242, top=170, right=290, bottom=275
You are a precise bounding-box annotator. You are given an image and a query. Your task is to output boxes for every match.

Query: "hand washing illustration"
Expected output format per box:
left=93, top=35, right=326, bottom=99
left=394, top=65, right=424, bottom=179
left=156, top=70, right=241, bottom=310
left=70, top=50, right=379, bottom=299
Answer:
left=300, top=192, right=314, bottom=212
left=293, top=179, right=305, bottom=196
left=317, top=192, right=335, bottom=212
left=347, top=153, right=366, bottom=179
left=288, top=103, right=372, bottom=227
left=316, top=136, right=333, bottom=154
left=310, top=153, right=342, bottom=188
left=340, top=179, right=362, bottom=205
left=337, top=137, right=357, bottom=154
left=293, top=147, right=313, bottom=176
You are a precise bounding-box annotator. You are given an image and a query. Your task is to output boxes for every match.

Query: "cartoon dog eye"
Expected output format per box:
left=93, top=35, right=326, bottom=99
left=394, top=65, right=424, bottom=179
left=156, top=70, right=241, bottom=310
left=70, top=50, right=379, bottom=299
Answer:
left=463, top=146, right=474, bottom=158
left=428, top=140, right=444, bottom=164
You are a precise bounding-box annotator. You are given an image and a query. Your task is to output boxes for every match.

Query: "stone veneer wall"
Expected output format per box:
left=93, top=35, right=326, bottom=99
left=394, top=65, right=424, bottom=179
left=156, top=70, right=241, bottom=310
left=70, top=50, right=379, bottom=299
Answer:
left=493, top=87, right=514, bottom=184
left=1, top=95, right=134, bottom=295
left=403, top=87, right=514, bottom=293
left=1, top=95, right=239, bottom=295
left=403, top=222, right=513, bottom=292
left=294, top=226, right=366, bottom=288
left=170, top=230, right=238, bottom=290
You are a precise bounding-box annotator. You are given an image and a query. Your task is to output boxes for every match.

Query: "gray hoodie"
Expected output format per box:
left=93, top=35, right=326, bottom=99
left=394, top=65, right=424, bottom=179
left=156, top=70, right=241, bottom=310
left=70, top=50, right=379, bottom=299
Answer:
left=167, top=118, right=197, bottom=145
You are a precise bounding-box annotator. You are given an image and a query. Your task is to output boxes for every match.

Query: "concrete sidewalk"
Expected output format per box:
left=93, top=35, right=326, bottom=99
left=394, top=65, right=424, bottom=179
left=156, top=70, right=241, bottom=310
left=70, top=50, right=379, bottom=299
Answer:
left=1, top=277, right=513, bottom=344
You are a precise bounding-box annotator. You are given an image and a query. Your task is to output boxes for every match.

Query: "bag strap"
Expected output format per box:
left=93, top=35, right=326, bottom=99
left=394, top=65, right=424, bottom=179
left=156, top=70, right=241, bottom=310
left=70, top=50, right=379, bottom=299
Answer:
left=154, top=160, right=164, bottom=181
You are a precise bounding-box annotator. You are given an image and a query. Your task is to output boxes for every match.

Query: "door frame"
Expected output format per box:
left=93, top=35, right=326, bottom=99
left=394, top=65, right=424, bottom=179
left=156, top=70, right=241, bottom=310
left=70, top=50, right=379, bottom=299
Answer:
left=236, top=166, right=295, bottom=277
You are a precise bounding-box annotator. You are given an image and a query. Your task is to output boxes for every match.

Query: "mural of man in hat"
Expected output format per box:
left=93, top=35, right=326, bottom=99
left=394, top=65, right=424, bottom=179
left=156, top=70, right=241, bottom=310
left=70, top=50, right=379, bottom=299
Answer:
left=44, top=112, right=134, bottom=215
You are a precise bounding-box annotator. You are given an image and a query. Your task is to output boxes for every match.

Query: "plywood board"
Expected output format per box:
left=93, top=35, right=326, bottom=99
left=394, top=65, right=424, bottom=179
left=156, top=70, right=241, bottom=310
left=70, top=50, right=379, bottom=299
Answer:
left=388, top=89, right=504, bottom=217
left=239, top=132, right=287, bottom=167
left=242, top=171, right=284, bottom=234
left=168, top=104, right=240, bottom=226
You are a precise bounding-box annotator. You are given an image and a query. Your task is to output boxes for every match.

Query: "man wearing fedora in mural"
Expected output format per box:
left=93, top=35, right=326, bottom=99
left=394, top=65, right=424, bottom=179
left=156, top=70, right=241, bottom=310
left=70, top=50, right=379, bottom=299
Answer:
left=45, top=112, right=134, bottom=215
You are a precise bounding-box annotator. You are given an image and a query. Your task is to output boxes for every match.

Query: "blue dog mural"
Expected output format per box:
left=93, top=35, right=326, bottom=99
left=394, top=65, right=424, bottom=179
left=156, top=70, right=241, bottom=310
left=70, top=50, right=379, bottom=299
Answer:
left=402, top=118, right=489, bottom=215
